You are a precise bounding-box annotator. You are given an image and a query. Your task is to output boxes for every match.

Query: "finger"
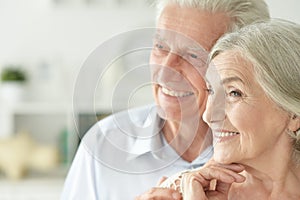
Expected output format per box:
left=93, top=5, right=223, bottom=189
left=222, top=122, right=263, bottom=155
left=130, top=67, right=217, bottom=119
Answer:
left=206, top=181, right=232, bottom=200
left=197, top=165, right=246, bottom=183
left=181, top=174, right=208, bottom=200
left=213, top=163, right=245, bottom=173
left=205, top=160, right=245, bottom=173
left=135, top=187, right=181, bottom=200
left=211, top=165, right=246, bottom=183
left=184, top=172, right=210, bottom=189
left=215, top=180, right=232, bottom=194
left=157, top=176, right=168, bottom=186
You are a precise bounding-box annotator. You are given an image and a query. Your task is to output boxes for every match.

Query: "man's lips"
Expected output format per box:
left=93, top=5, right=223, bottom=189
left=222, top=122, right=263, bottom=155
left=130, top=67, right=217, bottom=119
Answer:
left=161, top=86, right=194, bottom=98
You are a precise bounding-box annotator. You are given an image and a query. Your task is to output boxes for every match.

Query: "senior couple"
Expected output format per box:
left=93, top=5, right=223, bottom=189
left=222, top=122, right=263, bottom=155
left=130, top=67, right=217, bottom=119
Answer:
left=62, top=0, right=300, bottom=199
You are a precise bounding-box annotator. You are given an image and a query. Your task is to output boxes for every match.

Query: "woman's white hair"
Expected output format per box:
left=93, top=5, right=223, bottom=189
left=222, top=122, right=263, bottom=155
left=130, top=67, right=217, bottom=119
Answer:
left=210, top=19, right=300, bottom=163
left=155, top=0, right=270, bottom=32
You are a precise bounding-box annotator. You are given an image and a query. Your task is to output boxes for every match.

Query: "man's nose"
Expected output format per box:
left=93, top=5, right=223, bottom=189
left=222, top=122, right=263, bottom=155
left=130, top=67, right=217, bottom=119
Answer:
left=156, top=65, right=183, bottom=83
left=157, top=52, right=184, bottom=82
left=162, top=51, right=182, bottom=70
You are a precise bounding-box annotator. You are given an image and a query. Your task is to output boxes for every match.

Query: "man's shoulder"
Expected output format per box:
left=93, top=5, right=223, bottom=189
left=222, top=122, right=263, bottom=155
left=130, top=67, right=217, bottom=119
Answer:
left=77, top=104, right=163, bottom=173
left=98, top=104, right=157, bottom=131
left=83, top=104, right=158, bottom=141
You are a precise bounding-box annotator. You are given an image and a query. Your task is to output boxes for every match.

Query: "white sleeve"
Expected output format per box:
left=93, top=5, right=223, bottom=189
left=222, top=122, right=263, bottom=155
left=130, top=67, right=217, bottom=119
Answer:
left=60, top=143, right=100, bottom=200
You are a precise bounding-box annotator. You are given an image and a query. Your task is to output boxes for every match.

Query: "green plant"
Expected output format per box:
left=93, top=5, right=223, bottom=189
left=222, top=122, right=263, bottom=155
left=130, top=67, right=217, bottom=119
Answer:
left=1, top=66, right=27, bottom=82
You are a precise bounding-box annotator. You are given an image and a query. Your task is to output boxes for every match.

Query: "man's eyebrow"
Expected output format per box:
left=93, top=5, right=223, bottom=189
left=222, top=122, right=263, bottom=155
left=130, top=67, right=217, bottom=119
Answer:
left=187, top=46, right=206, bottom=51
left=221, top=76, right=244, bottom=85
left=153, top=33, right=166, bottom=41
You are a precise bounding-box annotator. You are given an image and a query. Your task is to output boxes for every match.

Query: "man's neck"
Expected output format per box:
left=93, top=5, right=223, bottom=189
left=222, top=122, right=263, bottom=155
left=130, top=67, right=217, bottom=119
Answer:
left=163, top=118, right=211, bottom=162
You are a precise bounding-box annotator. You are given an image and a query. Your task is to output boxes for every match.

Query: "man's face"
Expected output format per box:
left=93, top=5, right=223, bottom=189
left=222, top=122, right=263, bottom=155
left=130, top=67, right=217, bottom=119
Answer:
left=150, top=4, right=229, bottom=122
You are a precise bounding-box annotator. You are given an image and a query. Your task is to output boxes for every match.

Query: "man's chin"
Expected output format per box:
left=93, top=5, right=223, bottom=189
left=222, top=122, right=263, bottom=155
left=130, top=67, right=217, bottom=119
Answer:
left=157, top=105, right=180, bottom=121
left=157, top=106, right=200, bottom=122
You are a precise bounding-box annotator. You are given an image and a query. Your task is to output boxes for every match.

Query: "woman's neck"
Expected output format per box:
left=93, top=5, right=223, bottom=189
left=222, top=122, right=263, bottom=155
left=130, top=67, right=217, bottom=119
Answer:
left=231, top=135, right=300, bottom=199
left=231, top=164, right=300, bottom=199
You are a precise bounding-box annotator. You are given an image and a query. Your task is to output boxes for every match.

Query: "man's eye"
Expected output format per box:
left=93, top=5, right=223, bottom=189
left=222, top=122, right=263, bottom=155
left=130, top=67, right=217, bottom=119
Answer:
left=183, top=52, right=207, bottom=68
left=153, top=41, right=169, bottom=52
left=152, top=41, right=169, bottom=56
left=189, top=53, right=198, bottom=59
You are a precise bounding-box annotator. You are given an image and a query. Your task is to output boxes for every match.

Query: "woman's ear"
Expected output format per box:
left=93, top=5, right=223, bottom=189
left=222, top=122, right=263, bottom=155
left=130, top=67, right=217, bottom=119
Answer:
left=288, top=114, right=300, bottom=132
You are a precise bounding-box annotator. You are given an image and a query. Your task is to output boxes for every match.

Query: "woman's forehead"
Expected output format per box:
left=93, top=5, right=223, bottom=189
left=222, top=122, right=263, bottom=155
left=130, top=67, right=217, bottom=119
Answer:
left=207, top=51, right=254, bottom=84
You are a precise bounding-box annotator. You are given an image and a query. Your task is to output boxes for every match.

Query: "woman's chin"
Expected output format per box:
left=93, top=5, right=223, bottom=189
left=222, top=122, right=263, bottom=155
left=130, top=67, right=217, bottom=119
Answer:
left=213, top=154, right=233, bottom=165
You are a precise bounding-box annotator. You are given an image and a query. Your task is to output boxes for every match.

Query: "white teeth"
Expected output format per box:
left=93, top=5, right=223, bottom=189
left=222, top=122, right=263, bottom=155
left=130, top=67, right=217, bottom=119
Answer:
left=215, top=132, right=239, bottom=138
left=161, top=87, right=194, bottom=97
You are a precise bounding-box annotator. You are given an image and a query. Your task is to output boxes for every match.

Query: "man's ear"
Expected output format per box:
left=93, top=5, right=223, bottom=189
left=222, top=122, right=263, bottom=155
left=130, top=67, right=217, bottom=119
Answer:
left=288, top=114, right=300, bottom=132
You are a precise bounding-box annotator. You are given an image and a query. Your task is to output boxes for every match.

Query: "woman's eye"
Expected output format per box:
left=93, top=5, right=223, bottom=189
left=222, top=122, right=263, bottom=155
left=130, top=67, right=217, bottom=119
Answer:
left=205, top=84, right=214, bottom=95
left=155, top=43, right=164, bottom=49
left=228, top=90, right=242, bottom=97
left=207, top=88, right=214, bottom=95
left=225, top=88, right=243, bottom=103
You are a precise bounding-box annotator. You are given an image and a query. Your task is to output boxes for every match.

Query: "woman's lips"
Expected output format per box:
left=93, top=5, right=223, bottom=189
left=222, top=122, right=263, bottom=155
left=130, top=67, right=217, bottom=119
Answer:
left=213, top=130, right=240, bottom=142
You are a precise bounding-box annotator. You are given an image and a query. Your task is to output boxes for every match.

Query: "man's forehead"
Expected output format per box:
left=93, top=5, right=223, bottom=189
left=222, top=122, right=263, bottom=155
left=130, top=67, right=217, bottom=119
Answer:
left=154, top=29, right=205, bottom=50
left=157, top=5, right=231, bottom=51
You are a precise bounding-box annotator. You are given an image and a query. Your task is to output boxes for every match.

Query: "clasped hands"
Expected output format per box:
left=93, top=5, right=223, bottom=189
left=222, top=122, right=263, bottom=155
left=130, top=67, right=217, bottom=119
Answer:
left=135, top=160, right=245, bottom=200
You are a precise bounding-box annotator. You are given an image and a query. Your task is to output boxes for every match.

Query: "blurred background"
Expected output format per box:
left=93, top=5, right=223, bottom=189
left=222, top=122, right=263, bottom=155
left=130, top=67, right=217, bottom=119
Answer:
left=0, top=0, right=299, bottom=199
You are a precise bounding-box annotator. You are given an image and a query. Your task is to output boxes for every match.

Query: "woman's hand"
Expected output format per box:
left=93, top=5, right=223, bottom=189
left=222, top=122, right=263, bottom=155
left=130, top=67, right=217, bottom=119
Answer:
left=135, top=177, right=182, bottom=200
left=135, top=188, right=182, bottom=200
left=181, top=162, right=245, bottom=200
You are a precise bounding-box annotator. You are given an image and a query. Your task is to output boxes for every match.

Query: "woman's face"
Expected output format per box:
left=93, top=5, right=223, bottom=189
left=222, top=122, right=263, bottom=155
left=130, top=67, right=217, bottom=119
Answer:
left=203, top=51, right=291, bottom=164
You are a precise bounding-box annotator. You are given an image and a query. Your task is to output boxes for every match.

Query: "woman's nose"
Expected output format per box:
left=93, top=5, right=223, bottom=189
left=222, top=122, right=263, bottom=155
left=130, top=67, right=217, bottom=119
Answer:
left=203, top=86, right=226, bottom=124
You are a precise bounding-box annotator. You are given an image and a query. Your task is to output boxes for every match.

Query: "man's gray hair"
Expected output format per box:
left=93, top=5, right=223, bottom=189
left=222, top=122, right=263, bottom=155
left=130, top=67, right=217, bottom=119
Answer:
left=155, top=0, right=270, bottom=32
left=210, top=19, right=300, bottom=163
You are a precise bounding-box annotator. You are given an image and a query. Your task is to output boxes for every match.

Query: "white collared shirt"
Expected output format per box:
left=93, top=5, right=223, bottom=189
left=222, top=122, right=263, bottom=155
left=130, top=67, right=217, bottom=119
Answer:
left=61, top=104, right=213, bottom=200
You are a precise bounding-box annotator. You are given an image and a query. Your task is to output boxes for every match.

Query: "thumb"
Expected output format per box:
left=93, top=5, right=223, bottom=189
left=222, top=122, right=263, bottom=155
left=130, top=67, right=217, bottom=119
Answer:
left=215, top=180, right=231, bottom=194
left=206, top=181, right=232, bottom=200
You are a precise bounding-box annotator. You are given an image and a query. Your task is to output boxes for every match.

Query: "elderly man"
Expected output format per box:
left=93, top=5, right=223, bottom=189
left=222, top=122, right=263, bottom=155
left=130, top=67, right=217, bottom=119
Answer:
left=61, top=0, right=269, bottom=199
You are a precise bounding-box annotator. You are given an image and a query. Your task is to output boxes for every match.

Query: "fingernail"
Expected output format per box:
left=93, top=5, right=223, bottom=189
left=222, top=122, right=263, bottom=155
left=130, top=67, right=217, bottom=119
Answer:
left=172, top=192, right=181, bottom=200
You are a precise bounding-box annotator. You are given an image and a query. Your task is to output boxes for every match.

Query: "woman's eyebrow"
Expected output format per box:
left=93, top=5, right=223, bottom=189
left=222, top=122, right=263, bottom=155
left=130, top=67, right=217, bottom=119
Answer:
left=221, top=76, right=244, bottom=85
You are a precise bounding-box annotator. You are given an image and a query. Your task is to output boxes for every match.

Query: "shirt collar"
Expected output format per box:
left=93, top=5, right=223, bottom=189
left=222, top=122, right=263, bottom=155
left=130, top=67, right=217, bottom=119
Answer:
left=127, top=105, right=214, bottom=166
left=127, top=106, right=165, bottom=160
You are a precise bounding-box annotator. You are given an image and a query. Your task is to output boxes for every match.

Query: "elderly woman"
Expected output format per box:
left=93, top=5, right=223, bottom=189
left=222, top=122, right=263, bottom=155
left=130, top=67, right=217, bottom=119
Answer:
left=160, top=19, right=300, bottom=199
